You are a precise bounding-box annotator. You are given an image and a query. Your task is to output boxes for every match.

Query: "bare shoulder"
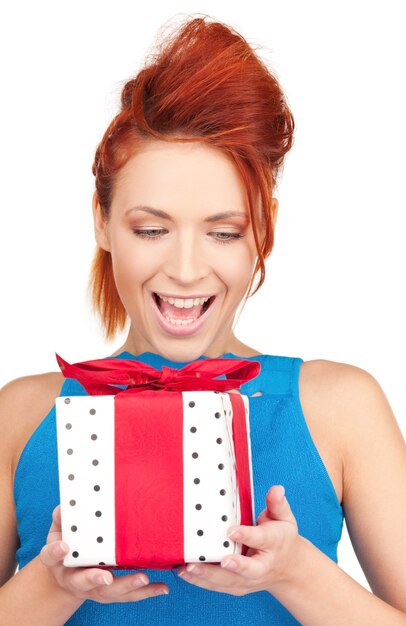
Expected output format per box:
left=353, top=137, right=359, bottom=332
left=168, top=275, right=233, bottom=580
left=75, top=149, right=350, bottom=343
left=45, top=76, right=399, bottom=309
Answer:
left=299, top=356, right=378, bottom=390
left=299, top=357, right=404, bottom=474
left=0, top=371, right=65, bottom=584
left=1, top=371, right=65, bottom=406
left=300, top=358, right=406, bottom=609
left=0, top=371, right=65, bottom=425
left=295, top=358, right=375, bottom=505
left=0, top=372, right=65, bottom=474
left=299, top=357, right=404, bottom=446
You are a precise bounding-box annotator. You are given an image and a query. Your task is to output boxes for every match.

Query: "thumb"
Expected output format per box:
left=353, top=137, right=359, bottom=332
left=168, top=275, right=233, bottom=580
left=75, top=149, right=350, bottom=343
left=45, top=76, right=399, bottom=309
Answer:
left=264, top=485, right=297, bottom=525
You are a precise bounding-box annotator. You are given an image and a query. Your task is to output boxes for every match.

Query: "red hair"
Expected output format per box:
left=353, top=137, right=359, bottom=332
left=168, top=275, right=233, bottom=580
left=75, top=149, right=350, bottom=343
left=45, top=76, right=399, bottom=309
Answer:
left=90, top=15, right=294, bottom=339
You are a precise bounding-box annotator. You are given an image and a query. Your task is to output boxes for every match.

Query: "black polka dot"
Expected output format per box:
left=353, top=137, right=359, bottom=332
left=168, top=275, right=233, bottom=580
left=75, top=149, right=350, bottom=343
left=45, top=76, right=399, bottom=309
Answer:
left=91, top=434, right=98, bottom=441
left=72, top=551, right=79, bottom=558
left=71, top=525, right=77, bottom=532
left=94, top=485, right=100, bottom=492
left=192, top=452, right=198, bottom=459
left=197, top=529, right=204, bottom=536
left=99, top=561, right=105, bottom=565
left=95, top=510, right=102, bottom=517
left=64, top=398, right=71, bottom=405
left=195, top=503, right=202, bottom=510
left=67, top=448, right=73, bottom=455
left=224, top=410, right=227, bottom=415
left=90, top=409, right=96, bottom=415
left=92, top=459, right=99, bottom=466
left=68, top=474, right=75, bottom=481
left=193, top=478, right=200, bottom=485
left=188, top=401, right=195, bottom=408
left=214, top=412, right=221, bottom=419
left=65, top=423, right=72, bottom=430
left=190, top=426, right=197, bottom=433
left=220, top=489, right=226, bottom=496
left=97, top=536, right=103, bottom=543
left=223, top=541, right=230, bottom=547
left=232, top=502, right=235, bottom=508
left=221, top=515, right=228, bottom=522
left=216, top=438, right=223, bottom=444
left=199, top=555, right=206, bottom=561
left=218, top=463, right=224, bottom=470
left=69, top=499, right=76, bottom=506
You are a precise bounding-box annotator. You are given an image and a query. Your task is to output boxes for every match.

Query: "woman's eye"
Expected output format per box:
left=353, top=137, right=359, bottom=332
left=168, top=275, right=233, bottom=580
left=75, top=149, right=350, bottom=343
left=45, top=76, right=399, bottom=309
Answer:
left=211, top=232, right=243, bottom=244
left=132, top=229, right=243, bottom=244
left=132, top=229, right=167, bottom=239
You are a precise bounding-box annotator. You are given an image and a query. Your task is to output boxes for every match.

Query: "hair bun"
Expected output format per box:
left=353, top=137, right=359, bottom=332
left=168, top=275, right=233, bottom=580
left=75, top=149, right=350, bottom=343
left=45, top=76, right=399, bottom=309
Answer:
left=121, top=77, right=139, bottom=110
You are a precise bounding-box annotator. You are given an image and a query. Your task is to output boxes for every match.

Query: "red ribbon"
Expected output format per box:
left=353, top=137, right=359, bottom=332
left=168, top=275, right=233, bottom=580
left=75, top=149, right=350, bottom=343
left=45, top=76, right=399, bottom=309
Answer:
left=56, top=353, right=260, bottom=394
left=114, top=390, right=185, bottom=568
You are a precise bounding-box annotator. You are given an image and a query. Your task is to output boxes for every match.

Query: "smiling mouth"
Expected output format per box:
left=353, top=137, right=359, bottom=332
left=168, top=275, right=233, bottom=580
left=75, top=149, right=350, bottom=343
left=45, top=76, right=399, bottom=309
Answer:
left=153, top=292, right=215, bottom=326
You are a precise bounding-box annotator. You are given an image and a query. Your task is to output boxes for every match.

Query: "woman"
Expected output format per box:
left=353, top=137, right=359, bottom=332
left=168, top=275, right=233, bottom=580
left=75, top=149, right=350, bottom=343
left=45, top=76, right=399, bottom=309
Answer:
left=0, top=15, right=405, bottom=625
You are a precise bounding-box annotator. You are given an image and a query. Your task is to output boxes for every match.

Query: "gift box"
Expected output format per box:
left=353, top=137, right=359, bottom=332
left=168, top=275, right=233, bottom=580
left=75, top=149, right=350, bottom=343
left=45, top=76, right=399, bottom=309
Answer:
left=55, top=354, right=260, bottom=569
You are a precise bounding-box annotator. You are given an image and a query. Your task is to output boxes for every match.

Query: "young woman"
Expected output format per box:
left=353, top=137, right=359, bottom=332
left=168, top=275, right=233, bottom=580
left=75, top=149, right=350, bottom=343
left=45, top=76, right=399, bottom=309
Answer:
left=1, top=16, right=405, bottom=626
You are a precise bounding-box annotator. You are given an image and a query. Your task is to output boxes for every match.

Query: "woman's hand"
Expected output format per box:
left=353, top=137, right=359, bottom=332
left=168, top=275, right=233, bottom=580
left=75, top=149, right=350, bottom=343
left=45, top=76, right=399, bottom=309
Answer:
left=39, top=505, right=169, bottom=603
left=177, top=485, right=303, bottom=595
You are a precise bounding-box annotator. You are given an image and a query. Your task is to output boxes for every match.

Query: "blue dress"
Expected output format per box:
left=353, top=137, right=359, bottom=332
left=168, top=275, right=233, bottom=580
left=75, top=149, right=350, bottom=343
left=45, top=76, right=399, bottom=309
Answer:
left=14, top=351, right=344, bottom=625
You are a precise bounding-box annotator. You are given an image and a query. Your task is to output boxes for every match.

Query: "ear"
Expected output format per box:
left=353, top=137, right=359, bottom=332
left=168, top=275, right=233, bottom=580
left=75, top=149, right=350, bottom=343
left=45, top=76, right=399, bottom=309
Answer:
left=257, top=197, right=279, bottom=243
left=271, top=197, right=279, bottom=228
left=92, top=192, right=111, bottom=252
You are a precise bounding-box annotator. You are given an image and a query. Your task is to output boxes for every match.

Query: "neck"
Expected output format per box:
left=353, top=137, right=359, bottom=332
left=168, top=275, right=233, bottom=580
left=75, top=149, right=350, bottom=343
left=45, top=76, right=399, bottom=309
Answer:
left=110, top=333, right=262, bottom=359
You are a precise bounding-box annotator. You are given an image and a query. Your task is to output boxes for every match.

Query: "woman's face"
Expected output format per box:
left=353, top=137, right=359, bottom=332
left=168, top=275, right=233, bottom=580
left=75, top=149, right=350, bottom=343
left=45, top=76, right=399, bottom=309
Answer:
left=94, top=140, right=269, bottom=362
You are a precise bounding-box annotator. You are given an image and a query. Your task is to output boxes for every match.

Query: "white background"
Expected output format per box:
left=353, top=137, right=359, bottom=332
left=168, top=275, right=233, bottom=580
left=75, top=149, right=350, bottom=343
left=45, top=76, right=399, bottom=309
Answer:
left=1, top=0, right=405, bottom=594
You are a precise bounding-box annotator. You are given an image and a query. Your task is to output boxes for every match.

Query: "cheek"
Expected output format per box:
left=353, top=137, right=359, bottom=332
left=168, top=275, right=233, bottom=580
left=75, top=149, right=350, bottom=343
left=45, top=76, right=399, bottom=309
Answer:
left=214, top=242, right=256, bottom=291
left=109, top=236, right=160, bottom=293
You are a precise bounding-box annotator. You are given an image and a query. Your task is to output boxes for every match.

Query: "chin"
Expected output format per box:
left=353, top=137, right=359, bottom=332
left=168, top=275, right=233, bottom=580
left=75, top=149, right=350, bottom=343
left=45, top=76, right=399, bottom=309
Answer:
left=151, top=336, right=215, bottom=363
left=158, top=345, right=207, bottom=363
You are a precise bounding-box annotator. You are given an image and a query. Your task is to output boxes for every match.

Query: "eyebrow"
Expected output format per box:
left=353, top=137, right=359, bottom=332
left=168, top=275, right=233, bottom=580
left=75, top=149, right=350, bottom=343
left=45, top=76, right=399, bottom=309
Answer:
left=125, top=205, right=249, bottom=223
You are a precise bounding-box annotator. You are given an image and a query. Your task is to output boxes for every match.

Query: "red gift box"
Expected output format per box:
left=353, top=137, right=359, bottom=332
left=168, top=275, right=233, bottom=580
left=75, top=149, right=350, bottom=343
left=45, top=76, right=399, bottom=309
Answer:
left=55, top=354, right=260, bottom=568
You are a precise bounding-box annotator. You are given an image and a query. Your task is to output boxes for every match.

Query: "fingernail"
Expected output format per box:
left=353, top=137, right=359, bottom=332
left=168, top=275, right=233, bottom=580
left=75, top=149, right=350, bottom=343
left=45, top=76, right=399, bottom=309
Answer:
left=227, top=528, right=242, bottom=540
left=155, top=588, right=169, bottom=596
left=186, top=563, right=202, bottom=575
left=133, top=575, right=148, bottom=588
left=222, top=558, right=238, bottom=570
left=97, top=575, right=112, bottom=585
left=53, top=543, right=67, bottom=558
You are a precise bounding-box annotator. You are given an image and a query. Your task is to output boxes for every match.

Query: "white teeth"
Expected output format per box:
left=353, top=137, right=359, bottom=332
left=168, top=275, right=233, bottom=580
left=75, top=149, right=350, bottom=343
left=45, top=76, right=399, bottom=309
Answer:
left=155, top=293, right=213, bottom=327
left=163, top=314, right=197, bottom=326
left=156, top=294, right=211, bottom=308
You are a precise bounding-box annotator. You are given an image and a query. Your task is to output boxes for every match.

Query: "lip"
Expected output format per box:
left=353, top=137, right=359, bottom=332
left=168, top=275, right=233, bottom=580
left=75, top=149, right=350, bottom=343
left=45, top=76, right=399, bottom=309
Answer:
left=150, top=292, right=217, bottom=337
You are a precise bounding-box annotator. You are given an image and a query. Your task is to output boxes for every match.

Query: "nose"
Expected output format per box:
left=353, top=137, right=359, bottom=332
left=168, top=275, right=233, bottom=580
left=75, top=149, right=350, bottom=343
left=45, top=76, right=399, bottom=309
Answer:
left=164, top=230, right=210, bottom=285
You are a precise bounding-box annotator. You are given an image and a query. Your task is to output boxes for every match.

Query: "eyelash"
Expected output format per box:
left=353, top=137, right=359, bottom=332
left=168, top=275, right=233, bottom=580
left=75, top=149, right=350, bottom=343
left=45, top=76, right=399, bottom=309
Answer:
left=132, top=229, right=244, bottom=245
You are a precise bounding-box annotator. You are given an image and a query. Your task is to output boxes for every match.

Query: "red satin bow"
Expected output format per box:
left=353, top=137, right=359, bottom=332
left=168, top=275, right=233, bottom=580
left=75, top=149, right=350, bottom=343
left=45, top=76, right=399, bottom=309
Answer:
left=56, top=353, right=260, bottom=396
